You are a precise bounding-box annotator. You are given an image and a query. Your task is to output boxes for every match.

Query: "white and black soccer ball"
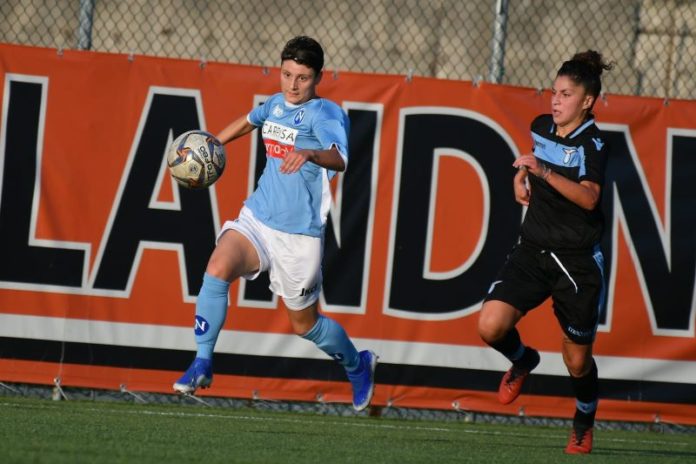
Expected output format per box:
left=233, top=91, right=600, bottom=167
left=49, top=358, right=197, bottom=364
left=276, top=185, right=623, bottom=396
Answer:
left=167, top=130, right=226, bottom=189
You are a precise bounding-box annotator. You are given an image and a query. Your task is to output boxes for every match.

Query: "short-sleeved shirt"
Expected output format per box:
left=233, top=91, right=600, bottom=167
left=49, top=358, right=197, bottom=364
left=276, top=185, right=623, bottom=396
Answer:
left=521, top=114, right=608, bottom=252
left=244, top=93, right=349, bottom=237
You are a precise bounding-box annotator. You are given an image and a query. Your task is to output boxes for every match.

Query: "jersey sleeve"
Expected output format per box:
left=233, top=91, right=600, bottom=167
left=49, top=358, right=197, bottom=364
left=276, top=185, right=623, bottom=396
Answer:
left=248, top=95, right=275, bottom=127
left=313, top=101, right=349, bottom=164
left=530, top=114, right=550, bottom=152
left=579, top=134, right=608, bottom=185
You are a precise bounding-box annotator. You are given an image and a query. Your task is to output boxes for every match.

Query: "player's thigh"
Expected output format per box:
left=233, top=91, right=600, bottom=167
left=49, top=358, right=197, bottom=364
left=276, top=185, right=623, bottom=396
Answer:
left=552, top=253, right=604, bottom=345
left=486, top=245, right=552, bottom=310
left=268, top=232, right=322, bottom=310
left=478, top=299, right=524, bottom=340
left=480, top=245, right=550, bottom=339
left=206, top=229, right=260, bottom=281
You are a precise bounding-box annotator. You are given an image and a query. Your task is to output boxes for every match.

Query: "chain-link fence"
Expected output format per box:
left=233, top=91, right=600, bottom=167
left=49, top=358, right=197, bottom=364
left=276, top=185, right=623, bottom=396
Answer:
left=2, top=0, right=695, bottom=100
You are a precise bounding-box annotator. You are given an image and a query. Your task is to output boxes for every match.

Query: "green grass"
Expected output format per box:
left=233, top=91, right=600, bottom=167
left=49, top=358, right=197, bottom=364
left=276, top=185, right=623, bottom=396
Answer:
left=1, top=396, right=695, bottom=463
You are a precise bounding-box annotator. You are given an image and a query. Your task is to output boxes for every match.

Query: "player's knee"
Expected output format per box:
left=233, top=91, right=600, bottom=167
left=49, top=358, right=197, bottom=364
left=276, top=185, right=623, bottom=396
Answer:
left=204, top=258, right=228, bottom=281
left=291, top=320, right=313, bottom=335
left=564, top=353, right=592, bottom=377
left=478, top=311, right=506, bottom=344
left=287, top=302, right=320, bottom=336
left=205, top=252, right=246, bottom=282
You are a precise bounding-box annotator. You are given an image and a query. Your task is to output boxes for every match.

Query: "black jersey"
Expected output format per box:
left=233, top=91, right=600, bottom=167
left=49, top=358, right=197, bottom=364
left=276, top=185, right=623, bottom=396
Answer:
left=520, top=114, right=608, bottom=252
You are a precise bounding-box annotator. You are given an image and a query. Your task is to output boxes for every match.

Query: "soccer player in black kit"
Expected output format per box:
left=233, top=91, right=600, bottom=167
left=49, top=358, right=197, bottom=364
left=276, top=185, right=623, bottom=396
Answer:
left=478, top=50, right=613, bottom=454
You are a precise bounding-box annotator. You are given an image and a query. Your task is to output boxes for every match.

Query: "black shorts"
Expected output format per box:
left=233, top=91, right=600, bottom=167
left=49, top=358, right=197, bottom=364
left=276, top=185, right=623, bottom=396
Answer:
left=484, top=242, right=606, bottom=344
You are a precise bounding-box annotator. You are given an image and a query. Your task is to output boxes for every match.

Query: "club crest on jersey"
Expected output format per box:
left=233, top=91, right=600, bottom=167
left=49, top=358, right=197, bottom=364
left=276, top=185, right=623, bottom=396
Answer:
left=194, top=316, right=209, bottom=335
left=293, top=108, right=305, bottom=125
left=272, top=104, right=284, bottom=118
left=562, top=148, right=577, bottom=164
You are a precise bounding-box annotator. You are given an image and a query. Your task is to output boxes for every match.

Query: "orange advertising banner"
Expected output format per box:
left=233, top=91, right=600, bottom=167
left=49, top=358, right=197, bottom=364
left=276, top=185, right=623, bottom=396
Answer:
left=1, top=43, right=695, bottom=424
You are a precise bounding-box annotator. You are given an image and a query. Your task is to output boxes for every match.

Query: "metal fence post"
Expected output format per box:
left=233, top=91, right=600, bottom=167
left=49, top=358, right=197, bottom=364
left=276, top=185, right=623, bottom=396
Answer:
left=488, top=0, right=509, bottom=84
left=77, top=0, right=96, bottom=50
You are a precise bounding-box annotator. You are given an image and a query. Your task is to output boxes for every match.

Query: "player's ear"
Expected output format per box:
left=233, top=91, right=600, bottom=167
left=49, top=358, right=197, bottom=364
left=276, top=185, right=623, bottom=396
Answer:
left=582, top=94, right=594, bottom=110
left=314, top=70, right=323, bottom=85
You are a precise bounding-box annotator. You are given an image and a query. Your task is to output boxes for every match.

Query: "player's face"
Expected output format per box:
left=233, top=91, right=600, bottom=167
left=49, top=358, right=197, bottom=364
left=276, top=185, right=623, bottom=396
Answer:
left=550, top=75, right=594, bottom=133
left=280, top=60, right=321, bottom=105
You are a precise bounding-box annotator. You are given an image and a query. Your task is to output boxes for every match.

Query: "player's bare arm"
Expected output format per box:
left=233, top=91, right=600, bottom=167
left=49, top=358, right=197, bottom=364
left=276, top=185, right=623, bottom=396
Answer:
left=512, top=153, right=600, bottom=210
left=280, top=146, right=346, bottom=174
left=216, top=115, right=256, bottom=145
left=513, top=161, right=530, bottom=206
left=550, top=178, right=601, bottom=210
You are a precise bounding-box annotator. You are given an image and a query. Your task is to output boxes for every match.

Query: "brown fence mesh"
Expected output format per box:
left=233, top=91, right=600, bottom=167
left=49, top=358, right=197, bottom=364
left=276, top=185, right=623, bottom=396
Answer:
left=2, top=0, right=696, bottom=99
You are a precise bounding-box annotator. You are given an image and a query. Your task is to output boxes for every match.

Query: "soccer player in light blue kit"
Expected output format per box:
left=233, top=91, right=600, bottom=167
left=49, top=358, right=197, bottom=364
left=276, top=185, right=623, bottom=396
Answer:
left=174, top=36, right=378, bottom=411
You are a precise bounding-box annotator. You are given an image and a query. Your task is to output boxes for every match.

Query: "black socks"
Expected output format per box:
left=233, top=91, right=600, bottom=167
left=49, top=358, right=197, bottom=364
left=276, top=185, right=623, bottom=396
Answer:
left=570, top=359, right=599, bottom=430
left=489, top=328, right=540, bottom=371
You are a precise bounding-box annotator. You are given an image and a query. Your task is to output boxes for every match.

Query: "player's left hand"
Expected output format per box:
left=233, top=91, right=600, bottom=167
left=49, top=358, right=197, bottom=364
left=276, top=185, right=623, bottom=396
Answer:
left=513, top=154, right=545, bottom=178
left=280, top=150, right=311, bottom=174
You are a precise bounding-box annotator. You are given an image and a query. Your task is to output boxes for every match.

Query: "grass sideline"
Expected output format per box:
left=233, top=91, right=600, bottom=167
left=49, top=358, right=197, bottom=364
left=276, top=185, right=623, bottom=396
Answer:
left=1, top=396, right=695, bottom=463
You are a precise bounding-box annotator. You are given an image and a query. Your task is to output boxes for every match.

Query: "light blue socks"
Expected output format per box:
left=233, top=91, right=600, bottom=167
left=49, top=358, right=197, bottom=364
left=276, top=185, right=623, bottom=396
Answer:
left=302, top=315, right=360, bottom=372
left=194, top=274, right=359, bottom=372
left=194, top=273, right=230, bottom=359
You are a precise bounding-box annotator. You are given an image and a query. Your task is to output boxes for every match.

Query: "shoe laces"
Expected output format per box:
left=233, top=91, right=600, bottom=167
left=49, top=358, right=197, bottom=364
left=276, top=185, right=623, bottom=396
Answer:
left=571, top=428, right=590, bottom=445
left=506, top=366, right=526, bottom=384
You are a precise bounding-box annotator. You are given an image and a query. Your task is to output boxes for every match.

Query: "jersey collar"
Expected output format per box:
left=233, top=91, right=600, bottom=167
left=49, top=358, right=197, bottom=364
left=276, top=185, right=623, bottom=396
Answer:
left=550, top=118, right=595, bottom=139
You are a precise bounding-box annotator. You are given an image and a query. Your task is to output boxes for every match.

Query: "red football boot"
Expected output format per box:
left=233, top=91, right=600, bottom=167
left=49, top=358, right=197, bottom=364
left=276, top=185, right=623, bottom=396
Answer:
left=565, top=427, right=593, bottom=454
left=498, top=365, right=532, bottom=404
left=497, top=348, right=540, bottom=404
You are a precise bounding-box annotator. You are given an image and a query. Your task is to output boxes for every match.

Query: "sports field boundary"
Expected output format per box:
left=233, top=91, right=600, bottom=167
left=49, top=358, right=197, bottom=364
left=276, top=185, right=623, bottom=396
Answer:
left=2, top=381, right=694, bottom=436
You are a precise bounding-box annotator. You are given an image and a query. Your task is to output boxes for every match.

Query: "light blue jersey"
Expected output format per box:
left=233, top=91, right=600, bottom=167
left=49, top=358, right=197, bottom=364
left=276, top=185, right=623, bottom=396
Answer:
left=244, top=93, right=349, bottom=237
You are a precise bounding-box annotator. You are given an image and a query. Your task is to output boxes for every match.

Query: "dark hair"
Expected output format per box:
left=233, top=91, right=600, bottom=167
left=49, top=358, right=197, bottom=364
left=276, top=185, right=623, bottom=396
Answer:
left=557, top=50, right=613, bottom=100
left=280, top=36, right=324, bottom=75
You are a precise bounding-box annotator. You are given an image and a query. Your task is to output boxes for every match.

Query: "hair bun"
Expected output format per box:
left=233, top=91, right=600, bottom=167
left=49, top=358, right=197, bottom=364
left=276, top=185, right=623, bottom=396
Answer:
left=571, top=50, right=614, bottom=76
